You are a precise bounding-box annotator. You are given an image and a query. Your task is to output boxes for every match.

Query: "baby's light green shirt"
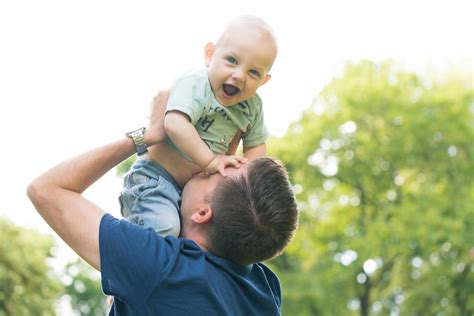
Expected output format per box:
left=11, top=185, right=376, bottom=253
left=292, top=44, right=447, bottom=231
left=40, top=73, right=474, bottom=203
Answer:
left=166, top=68, right=269, bottom=160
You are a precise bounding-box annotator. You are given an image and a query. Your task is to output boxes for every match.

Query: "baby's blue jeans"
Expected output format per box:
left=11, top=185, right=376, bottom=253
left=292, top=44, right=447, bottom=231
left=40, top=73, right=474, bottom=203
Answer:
left=119, top=158, right=182, bottom=237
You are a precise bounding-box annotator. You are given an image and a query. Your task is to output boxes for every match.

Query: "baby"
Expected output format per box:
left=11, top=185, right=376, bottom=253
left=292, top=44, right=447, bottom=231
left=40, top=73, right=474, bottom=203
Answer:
left=121, top=15, right=278, bottom=237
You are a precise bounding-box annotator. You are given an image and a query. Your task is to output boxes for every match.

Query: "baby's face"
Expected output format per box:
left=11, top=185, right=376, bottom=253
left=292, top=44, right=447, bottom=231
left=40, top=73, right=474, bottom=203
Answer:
left=205, top=26, right=276, bottom=106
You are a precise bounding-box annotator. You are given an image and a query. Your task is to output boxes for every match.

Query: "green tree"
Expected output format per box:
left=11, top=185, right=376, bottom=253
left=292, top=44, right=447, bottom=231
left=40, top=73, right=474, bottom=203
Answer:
left=269, top=61, right=473, bottom=315
left=63, top=259, right=108, bottom=316
left=0, top=217, right=62, bottom=316
left=116, top=155, right=136, bottom=176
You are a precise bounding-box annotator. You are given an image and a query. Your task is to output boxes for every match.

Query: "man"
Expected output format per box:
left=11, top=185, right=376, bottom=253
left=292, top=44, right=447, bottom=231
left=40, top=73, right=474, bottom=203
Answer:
left=27, top=91, right=299, bottom=315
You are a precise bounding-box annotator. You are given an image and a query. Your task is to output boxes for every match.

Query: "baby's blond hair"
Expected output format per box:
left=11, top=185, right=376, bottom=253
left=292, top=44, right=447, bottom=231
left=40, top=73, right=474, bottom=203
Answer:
left=216, top=15, right=278, bottom=54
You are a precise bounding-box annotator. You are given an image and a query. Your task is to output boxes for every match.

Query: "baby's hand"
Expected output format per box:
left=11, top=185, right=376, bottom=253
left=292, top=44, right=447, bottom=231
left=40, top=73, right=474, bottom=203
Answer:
left=205, top=155, right=248, bottom=177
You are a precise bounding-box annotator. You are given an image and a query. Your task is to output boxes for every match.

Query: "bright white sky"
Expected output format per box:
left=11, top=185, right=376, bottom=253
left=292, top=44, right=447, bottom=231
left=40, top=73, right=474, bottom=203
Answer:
left=0, top=1, right=472, bottom=236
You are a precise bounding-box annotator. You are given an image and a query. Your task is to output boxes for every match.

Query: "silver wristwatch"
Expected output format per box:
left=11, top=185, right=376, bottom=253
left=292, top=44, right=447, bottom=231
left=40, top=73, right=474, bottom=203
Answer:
left=126, top=127, right=148, bottom=156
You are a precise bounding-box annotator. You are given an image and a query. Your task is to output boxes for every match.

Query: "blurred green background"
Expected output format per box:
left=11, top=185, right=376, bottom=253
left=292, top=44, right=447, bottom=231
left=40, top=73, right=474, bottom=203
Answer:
left=1, top=61, right=472, bottom=315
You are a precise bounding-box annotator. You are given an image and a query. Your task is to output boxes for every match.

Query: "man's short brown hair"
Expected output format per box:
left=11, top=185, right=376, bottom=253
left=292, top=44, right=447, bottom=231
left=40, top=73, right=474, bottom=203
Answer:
left=209, top=158, right=299, bottom=265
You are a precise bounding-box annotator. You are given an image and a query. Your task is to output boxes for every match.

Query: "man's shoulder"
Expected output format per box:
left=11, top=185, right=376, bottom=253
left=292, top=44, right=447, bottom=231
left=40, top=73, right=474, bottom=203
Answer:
left=100, top=213, right=189, bottom=253
left=100, top=214, right=206, bottom=281
left=256, top=263, right=280, bottom=286
left=255, top=263, right=282, bottom=306
left=101, top=218, right=282, bottom=315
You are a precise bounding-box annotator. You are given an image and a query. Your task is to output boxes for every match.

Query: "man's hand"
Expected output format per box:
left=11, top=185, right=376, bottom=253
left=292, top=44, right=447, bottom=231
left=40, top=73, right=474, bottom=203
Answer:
left=145, top=90, right=170, bottom=146
left=26, top=90, right=176, bottom=272
left=205, top=155, right=248, bottom=177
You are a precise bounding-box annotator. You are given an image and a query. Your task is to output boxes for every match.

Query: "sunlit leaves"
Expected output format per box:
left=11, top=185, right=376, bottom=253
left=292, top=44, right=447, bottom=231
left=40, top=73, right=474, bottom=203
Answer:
left=269, top=60, right=473, bottom=315
left=0, top=218, right=62, bottom=316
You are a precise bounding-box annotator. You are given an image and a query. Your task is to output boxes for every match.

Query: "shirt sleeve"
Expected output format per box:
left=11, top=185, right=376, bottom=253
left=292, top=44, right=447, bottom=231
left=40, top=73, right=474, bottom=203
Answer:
left=242, top=96, right=270, bottom=148
left=99, top=214, right=180, bottom=306
left=166, top=74, right=207, bottom=125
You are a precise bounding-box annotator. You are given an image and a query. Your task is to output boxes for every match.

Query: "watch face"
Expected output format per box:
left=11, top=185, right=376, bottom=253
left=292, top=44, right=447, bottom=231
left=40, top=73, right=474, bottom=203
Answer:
left=128, top=127, right=145, bottom=137
left=127, top=128, right=147, bottom=155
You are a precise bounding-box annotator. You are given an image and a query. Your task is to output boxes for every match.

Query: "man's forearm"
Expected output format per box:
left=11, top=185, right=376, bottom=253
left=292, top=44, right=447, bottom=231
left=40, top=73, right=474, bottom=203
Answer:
left=29, top=137, right=135, bottom=195
left=27, top=137, right=136, bottom=270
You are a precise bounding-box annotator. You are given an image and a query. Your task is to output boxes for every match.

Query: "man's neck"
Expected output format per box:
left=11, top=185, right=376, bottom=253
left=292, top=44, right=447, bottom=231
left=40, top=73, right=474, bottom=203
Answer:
left=181, top=228, right=210, bottom=252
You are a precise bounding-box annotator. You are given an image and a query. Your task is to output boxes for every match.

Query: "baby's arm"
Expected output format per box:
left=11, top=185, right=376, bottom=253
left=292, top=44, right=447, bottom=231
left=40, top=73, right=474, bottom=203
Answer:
left=228, top=131, right=267, bottom=159
left=164, top=111, right=247, bottom=177
left=226, top=131, right=242, bottom=156
left=244, top=143, right=267, bottom=159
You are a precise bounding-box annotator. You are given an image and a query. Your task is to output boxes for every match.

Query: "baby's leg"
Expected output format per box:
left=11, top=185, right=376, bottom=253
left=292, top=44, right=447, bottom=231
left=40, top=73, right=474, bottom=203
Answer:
left=119, top=168, right=181, bottom=237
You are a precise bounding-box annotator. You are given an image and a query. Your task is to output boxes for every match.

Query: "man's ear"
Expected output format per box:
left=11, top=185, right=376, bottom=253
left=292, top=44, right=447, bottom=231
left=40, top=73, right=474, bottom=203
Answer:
left=190, top=207, right=213, bottom=224
left=260, top=74, right=272, bottom=86
left=204, top=42, right=215, bottom=67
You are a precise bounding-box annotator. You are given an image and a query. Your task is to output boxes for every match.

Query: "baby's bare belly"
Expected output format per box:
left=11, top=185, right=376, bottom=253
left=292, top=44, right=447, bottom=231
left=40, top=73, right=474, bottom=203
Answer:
left=147, top=142, right=201, bottom=188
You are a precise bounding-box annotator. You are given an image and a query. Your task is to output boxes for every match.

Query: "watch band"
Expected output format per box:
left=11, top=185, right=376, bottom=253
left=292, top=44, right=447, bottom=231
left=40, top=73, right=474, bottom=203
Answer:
left=126, top=127, right=148, bottom=156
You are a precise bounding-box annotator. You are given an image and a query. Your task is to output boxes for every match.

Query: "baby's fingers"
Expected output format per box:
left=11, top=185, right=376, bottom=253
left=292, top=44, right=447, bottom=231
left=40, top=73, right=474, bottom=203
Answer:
left=228, top=156, right=247, bottom=168
left=236, top=156, right=248, bottom=164
left=218, top=166, right=227, bottom=177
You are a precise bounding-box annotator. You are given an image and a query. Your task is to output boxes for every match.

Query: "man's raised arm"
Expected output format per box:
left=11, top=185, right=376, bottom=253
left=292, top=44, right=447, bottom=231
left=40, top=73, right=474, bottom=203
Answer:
left=27, top=91, right=169, bottom=271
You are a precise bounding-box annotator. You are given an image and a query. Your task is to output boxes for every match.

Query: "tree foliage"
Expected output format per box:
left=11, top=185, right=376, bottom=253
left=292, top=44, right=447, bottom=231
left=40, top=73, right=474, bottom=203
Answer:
left=268, top=61, right=473, bottom=315
left=116, top=156, right=136, bottom=176
left=0, top=217, right=108, bottom=315
left=63, top=259, right=108, bottom=316
left=0, top=218, right=62, bottom=316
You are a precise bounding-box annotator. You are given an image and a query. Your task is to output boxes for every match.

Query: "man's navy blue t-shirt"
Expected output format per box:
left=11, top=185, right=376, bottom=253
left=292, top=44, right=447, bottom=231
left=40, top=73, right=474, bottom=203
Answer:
left=99, top=214, right=282, bottom=315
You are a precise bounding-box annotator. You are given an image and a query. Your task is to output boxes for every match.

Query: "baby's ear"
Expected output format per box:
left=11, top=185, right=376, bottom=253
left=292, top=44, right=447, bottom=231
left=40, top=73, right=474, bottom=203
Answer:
left=204, top=42, right=215, bottom=67
left=261, top=74, right=272, bottom=86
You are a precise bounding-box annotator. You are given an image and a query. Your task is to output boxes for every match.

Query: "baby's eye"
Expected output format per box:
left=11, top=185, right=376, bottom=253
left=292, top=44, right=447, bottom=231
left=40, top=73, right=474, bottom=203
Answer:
left=249, top=69, right=261, bottom=78
left=226, top=56, right=237, bottom=64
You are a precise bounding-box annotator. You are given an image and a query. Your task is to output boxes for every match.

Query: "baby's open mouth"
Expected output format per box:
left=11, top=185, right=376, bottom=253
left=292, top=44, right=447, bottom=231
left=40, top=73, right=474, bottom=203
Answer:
left=223, top=84, right=240, bottom=97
